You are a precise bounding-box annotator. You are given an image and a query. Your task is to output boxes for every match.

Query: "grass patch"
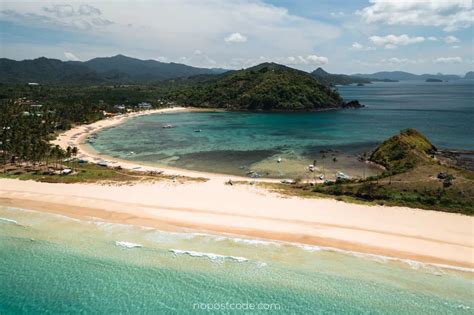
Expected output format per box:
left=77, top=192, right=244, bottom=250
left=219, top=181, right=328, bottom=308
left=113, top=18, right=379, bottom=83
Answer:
left=266, top=162, right=474, bottom=215
left=0, top=162, right=207, bottom=184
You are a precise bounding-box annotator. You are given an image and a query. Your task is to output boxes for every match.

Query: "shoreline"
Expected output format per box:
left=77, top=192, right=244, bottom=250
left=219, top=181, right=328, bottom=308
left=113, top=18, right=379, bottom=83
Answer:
left=1, top=178, right=473, bottom=270
left=3, top=106, right=471, bottom=271
left=53, top=107, right=284, bottom=183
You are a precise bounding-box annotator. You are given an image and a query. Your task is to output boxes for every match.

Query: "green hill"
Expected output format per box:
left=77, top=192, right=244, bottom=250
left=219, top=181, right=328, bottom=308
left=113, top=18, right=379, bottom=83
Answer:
left=171, top=63, right=358, bottom=111
left=370, top=128, right=436, bottom=174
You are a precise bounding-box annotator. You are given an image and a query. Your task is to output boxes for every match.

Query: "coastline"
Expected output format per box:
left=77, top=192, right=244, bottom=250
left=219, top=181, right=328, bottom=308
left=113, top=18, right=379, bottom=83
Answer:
left=0, top=106, right=469, bottom=271
left=1, top=178, right=473, bottom=270
left=52, top=107, right=284, bottom=183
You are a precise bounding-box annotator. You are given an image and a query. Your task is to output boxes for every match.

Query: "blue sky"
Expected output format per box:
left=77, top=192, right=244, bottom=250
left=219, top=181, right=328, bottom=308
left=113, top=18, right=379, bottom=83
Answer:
left=0, top=0, right=472, bottom=74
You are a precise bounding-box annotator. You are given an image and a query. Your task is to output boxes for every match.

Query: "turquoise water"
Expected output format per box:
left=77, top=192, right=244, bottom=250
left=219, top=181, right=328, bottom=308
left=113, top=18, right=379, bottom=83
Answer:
left=90, top=80, right=474, bottom=178
left=1, top=206, right=473, bottom=314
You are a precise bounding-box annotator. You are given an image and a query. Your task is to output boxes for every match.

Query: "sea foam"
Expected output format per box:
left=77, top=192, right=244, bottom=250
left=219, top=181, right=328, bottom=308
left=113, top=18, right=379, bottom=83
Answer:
left=169, top=249, right=249, bottom=262
left=214, top=235, right=280, bottom=247
left=115, top=241, right=143, bottom=248
left=0, top=217, right=19, bottom=225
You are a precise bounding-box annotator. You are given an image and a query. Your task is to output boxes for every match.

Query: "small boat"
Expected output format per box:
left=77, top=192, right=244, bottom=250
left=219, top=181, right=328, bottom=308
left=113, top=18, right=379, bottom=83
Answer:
left=163, top=124, right=174, bottom=129
left=308, top=164, right=315, bottom=172
left=194, top=129, right=203, bottom=133
left=335, top=171, right=350, bottom=180
left=277, top=157, right=282, bottom=163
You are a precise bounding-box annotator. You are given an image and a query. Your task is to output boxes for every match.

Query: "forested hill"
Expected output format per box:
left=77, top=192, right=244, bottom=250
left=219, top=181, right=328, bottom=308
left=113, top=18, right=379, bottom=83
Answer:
left=0, top=55, right=226, bottom=84
left=170, top=62, right=361, bottom=111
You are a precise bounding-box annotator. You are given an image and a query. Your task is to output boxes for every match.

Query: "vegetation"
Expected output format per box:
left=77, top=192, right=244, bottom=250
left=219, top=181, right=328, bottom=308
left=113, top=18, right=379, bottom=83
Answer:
left=0, top=161, right=206, bottom=184
left=2, top=61, right=471, bottom=214
left=269, top=129, right=473, bottom=215
left=369, top=128, right=436, bottom=174
left=0, top=82, right=175, bottom=173
left=0, top=55, right=226, bottom=84
left=170, top=63, right=357, bottom=111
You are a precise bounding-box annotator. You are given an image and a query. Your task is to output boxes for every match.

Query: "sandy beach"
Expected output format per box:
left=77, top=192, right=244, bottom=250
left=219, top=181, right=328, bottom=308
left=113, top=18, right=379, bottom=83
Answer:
left=1, top=107, right=472, bottom=270
left=52, top=107, right=283, bottom=183
left=1, top=177, right=473, bottom=269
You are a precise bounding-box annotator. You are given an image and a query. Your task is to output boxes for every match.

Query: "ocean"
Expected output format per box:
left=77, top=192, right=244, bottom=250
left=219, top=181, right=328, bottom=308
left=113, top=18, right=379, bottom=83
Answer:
left=1, top=206, right=473, bottom=314
left=89, top=80, right=474, bottom=179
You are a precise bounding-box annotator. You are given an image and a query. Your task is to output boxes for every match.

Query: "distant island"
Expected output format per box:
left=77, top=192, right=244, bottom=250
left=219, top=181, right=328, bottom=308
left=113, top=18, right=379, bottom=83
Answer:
left=310, top=67, right=371, bottom=86
left=425, top=78, right=443, bottom=82
left=465, top=71, right=474, bottom=79
left=353, top=71, right=463, bottom=81
left=311, top=68, right=399, bottom=86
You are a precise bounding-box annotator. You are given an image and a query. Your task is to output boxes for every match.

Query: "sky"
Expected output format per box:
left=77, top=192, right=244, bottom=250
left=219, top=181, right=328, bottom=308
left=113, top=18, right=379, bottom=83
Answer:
left=0, top=0, right=473, bottom=74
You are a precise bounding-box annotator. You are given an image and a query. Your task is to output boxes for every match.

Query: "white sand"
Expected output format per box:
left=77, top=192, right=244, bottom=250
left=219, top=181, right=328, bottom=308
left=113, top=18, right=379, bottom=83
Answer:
left=1, top=178, right=473, bottom=269
left=2, top=107, right=470, bottom=269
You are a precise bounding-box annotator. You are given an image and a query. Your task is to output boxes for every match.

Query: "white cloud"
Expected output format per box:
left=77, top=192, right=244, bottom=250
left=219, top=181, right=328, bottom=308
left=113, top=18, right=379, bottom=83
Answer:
left=78, top=4, right=101, bottom=16
left=1, top=3, right=113, bottom=31
left=350, top=42, right=375, bottom=51
left=444, top=35, right=460, bottom=44
left=357, top=0, right=473, bottom=32
left=305, top=55, right=329, bottom=65
left=383, top=57, right=420, bottom=65
left=63, top=52, right=80, bottom=61
left=427, top=36, right=437, bottom=41
left=43, top=4, right=75, bottom=18
left=369, top=34, right=425, bottom=49
left=451, top=45, right=460, bottom=49
left=352, top=42, right=363, bottom=50
left=43, top=4, right=101, bottom=17
left=224, top=32, right=247, bottom=43
left=280, top=55, right=328, bottom=65
left=434, top=57, right=462, bottom=63
left=234, top=54, right=329, bottom=68
left=0, top=1, right=341, bottom=69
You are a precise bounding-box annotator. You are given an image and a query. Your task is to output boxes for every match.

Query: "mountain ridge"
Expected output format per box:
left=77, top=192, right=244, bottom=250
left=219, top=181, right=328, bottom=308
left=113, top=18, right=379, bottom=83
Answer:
left=311, top=67, right=371, bottom=86
left=0, top=55, right=227, bottom=84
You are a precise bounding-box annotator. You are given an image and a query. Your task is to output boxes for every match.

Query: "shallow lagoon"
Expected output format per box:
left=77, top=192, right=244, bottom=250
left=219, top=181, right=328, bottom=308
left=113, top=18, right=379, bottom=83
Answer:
left=90, top=80, right=474, bottom=178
